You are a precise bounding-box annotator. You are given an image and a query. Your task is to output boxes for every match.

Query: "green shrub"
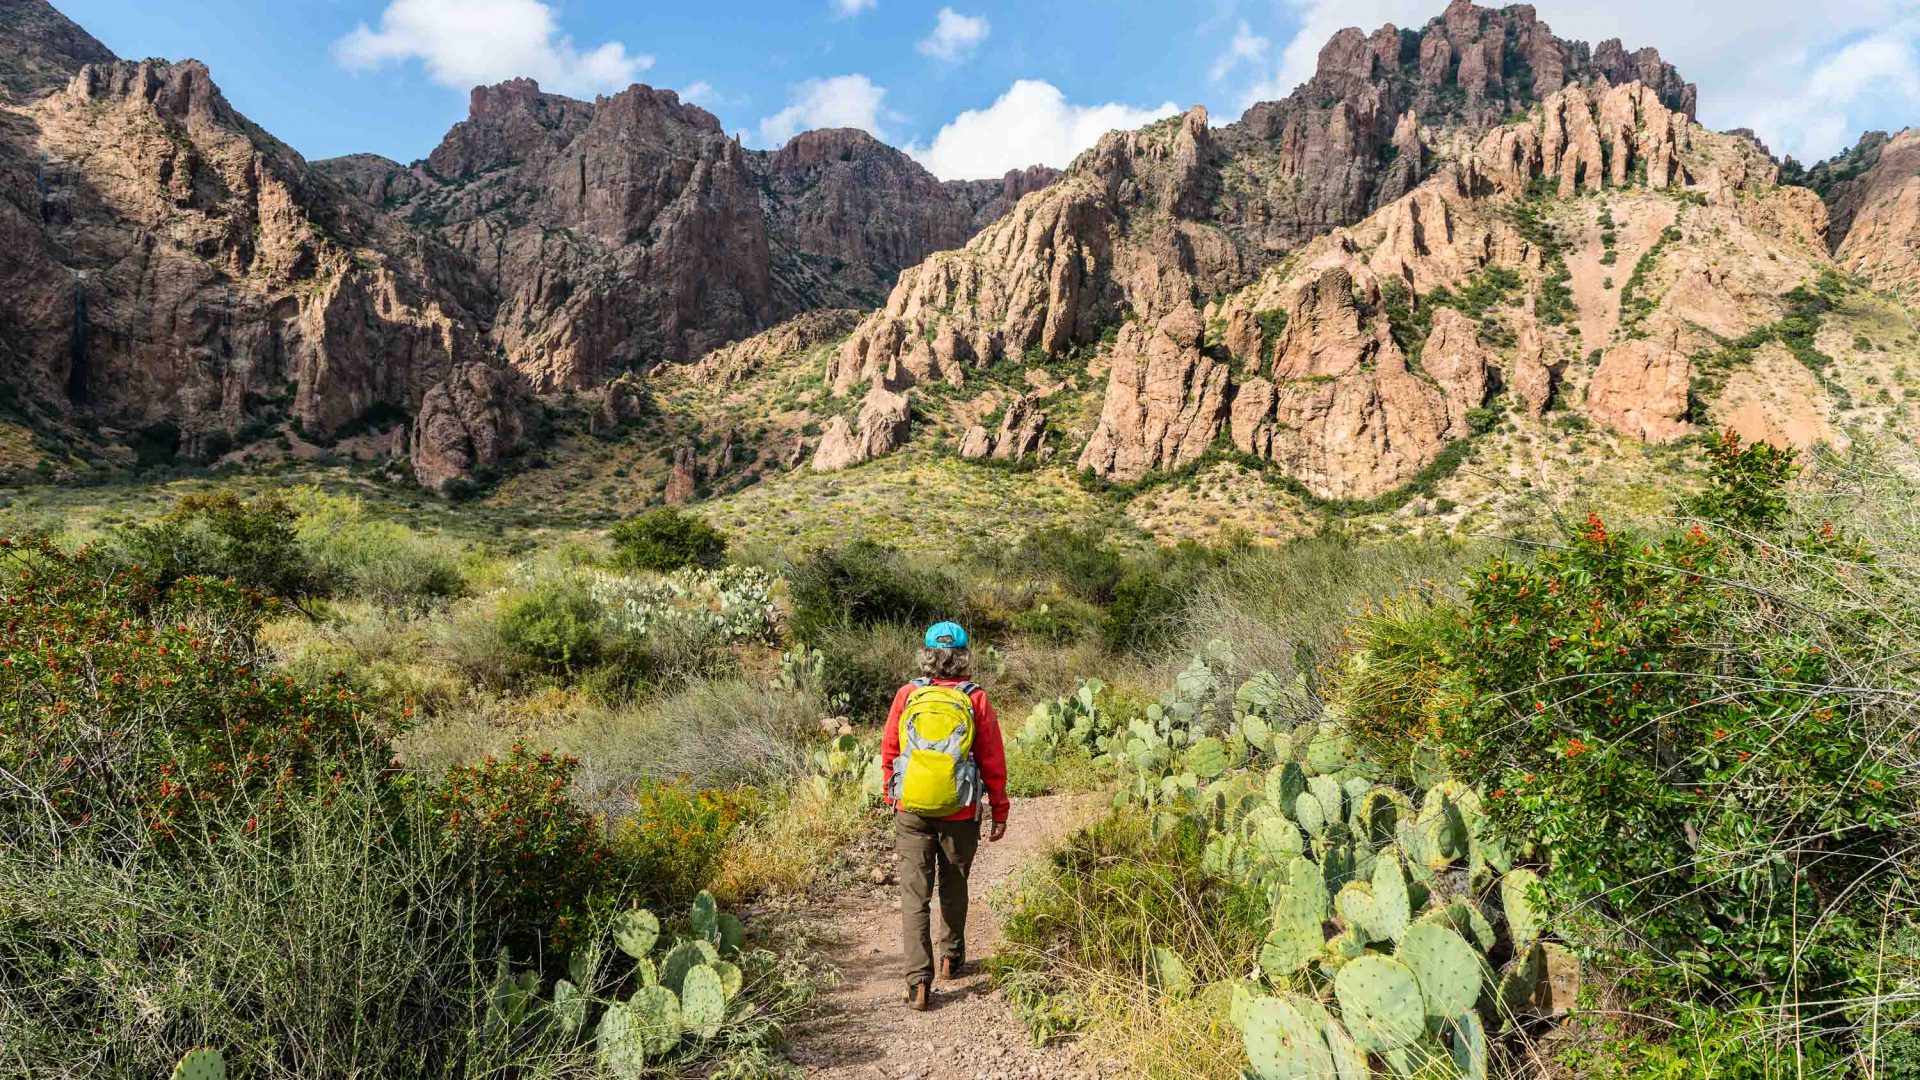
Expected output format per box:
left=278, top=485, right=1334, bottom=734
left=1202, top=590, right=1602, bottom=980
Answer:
left=100, top=491, right=323, bottom=602
left=785, top=539, right=967, bottom=643
left=812, top=622, right=922, bottom=719
left=303, top=517, right=465, bottom=609
left=610, top=782, right=758, bottom=906
left=497, top=582, right=603, bottom=677
left=1104, top=541, right=1230, bottom=655
left=1012, top=596, right=1107, bottom=646
left=421, top=743, right=610, bottom=949
left=1019, top=524, right=1123, bottom=603
left=609, top=507, right=728, bottom=572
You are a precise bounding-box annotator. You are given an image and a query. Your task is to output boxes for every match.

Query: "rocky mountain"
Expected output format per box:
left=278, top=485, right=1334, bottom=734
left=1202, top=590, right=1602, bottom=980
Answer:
left=818, top=0, right=1694, bottom=425
left=0, top=0, right=1048, bottom=491
left=1795, top=129, right=1920, bottom=301
left=316, top=89, right=1059, bottom=389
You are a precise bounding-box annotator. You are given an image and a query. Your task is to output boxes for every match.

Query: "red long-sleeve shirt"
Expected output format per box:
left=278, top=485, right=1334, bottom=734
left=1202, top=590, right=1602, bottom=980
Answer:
left=880, top=680, right=1009, bottom=824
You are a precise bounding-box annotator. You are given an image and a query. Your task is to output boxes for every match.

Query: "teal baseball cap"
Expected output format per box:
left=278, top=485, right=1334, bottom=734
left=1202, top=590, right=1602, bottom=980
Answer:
left=924, top=621, right=969, bottom=648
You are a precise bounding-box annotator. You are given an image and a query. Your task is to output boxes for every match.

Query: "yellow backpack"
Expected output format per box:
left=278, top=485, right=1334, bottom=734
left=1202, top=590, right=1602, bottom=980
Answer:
left=888, top=679, right=982, bottom=817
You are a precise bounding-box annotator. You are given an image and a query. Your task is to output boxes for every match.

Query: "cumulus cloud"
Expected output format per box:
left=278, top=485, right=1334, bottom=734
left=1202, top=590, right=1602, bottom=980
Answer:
left=334, top=0, right=650, bottom=97
left=759, top=74, right=892, bottom=146
left=1230, top=0, right=1920, bottom=163
left=908, top=79, right=1180, bottom=181
left=831, top=0, right=876, bottom=15
left=917, top=9, right=991, bottom=62
left=1210, top=20, right=1271, bottom=84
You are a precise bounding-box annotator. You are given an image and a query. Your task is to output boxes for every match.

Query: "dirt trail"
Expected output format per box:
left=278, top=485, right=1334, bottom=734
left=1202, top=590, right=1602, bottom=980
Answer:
left=784, top=794, right=1111, bottom=1079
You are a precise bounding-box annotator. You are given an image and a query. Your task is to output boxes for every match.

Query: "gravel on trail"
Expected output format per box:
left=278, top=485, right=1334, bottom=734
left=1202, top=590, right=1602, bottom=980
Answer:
left=781, top=794, right=1114, bottom=1080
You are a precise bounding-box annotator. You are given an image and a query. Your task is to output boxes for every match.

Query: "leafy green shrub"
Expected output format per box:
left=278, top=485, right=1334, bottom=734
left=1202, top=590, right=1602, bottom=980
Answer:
left=0, top=537, right=381, bottom=845
left=302, top=517, right=465, bottom=609
left=785, top=539, right=967, bottom=643
left=609, top=507, right=728, bottom=572
left=497, top=582, right=603, bottom=677
left=812, top=622, right=923, bottom=718
left=100, top=491, right=323, bottom=601
left=421, top=743, right=611, bottom=948
left=1685, top=429, right=1796, bottom=530
left=1104, top=541, right=1229, bottom=654
left=1011, top=597, right=1107, bottom=645
left=1019, top=524, right=1123, bottom=604
left=610, top=781, right=757, bottom=906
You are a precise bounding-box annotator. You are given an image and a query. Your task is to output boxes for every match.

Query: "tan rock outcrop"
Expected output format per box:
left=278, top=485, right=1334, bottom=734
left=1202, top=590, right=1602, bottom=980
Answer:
left=992, top=394, right=1049, bottom=461
left=1587, top=339, right=1691, bottom=442
left=1508, top=297, right=1555, bottom=416
left=412, top=364, right=524, bottom=494
left=664, top=445, right=700, bottom=504
left=957, top=425, right=993, bottom=460
left=1228, top=269, right=1489, bottom=500
left=811, top=383, right=911, bottom=471
left=1078, top=306, right=1229, bottom=481
left=1826, top=129, right=1920, bottom=301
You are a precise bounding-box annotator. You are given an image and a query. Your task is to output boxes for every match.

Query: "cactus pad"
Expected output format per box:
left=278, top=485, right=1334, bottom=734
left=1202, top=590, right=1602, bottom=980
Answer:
left=612, top=907, right=661, bottom=959
left=568, top=940, right=603, bottom=988
left=1399, top=924, right=1484, bottom=1022
left=1259, top=857, right=1327, bottom=977
left=711, top=959, right=744, bottom=1000
left=716, top=913, right=746, bottom=955
left=1501, top=868, right=1544, bottom=955
left=551, top=978, right=587, bottom=1037
left=1448, top=1009, right=1489, bottom=1080
left=1151, top=947, right=1193, bottom=998
left=1250, top=810, right=1304, bottom=863
left=1334, top=881, right=1378, bottom=941
left=1293, top=791, right=1326, bottom=837
left=690, top=890, right=718, bottom=940
left=596, top=1002, right=646, bottom=1080
left=1268, top=762, right=1308, bottom=817
left=1307, top=775, right=1344, bottom=826
left=169, top=1050, right=226, bottom=1080
left=660, top=941, right=705, bottom=994
left=1494, top=943, right=1546, bottom=1029
left=1358, top=787, right=1412, bottom=848
left=630, top=984, right=684, bottom=1056
left=1370, top=850, right=1411, bottom=942
left=681, top=963, right=728, bottom=1040
left=1239, top=995, right=1333, bottom=1080
left=1333, top=955, right=1426, bottom=1052
left=1189, top=737, right=1227, bottom=779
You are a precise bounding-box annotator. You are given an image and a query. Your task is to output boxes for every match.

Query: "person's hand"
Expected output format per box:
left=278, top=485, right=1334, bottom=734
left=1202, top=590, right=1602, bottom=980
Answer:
left=988, top=818, right=1007, bottom=843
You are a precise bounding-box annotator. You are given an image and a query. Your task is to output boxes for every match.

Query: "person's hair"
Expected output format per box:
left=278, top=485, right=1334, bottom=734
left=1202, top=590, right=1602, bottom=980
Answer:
left=917, top=646, right=972, bottom=681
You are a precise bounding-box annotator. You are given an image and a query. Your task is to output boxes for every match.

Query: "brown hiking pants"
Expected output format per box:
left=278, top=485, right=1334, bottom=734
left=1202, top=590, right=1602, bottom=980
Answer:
left=896, top=811, right=980, bottom=988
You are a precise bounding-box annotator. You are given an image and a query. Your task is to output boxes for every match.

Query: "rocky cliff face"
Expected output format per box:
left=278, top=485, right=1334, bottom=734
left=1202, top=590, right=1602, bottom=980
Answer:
left=321, top=93, right=1055, bottom=391
left=824, top=0, right=1696, bottom=422
left=0, top=18, right=490, bottom=463
left=1801, top=129, right=1920, bottom=301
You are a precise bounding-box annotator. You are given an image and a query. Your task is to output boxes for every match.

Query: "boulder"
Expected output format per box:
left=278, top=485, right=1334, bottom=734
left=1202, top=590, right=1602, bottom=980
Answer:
left=412, top=363, right=524, bottom=494
left=811, top=384, right=912, bottom=471
left=1587, top=339, right=1692, bottom=442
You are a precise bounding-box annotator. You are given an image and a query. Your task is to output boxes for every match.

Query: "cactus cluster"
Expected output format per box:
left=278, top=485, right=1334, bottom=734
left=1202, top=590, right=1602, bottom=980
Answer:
left=1107, top=645, right=1578, bottom=1079
left=809, top=732, right=884, bottom=800
left=170, top=1050, right=226, bottom=1080
left=474, top=889, right=752, bottom=1077
left=1015, top=677, right=1115, bottom=762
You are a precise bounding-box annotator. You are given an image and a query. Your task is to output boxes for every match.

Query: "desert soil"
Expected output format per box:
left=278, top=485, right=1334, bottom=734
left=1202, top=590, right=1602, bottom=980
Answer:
left=783, top=794, right=1114, bottom=1079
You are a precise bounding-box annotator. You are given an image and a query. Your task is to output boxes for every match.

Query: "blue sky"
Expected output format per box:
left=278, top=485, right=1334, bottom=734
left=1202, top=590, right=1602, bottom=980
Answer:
left=49, top=0, right=1920, bottom=179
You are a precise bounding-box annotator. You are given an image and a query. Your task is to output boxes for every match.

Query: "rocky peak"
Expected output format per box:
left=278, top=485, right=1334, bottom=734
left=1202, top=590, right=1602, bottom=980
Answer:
left=1807, top=128, right=1920, bottom=301
left=426, top=78, right=597, bottom=180
left=0, top=0, right=116, bottom=101
left=68, top=59, right=235, bottom=130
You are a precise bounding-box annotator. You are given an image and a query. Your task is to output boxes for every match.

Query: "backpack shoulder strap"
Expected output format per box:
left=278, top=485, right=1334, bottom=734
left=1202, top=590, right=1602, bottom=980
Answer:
left=910, top=677, right=932, bottom=688
left=956, top=681, right=980, bottom=696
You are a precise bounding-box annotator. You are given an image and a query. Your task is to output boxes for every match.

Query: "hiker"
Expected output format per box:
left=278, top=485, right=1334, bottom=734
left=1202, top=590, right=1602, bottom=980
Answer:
left=880, top=621, right=1009, bottom=1011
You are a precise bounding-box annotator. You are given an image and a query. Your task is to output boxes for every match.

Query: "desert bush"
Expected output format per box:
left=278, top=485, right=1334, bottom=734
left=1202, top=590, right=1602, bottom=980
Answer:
left=1011, top=596, right=1106, bottom=645
left=1019, top=523, right=1124, bottom=603
left=97, top=490, right=323, bottom=602
left=1104, top=541, right=1229, bottom=655
left=811, top=621, right=923, bottom=719
left=609, top=781, right=758, bottom=906
left=306, top=518, right=466, bottom=609
left=785, top=539, right=968, bottom=643
left=608, top=506, right=728, bottom=572
left=498, top=581, right=604, bottom=677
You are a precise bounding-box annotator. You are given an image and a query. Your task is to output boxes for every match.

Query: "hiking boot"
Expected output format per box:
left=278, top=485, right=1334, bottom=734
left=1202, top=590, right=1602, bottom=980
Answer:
left=905, top=983, right=930, bottom=1011
left=937, top=956, right=965, bottom=981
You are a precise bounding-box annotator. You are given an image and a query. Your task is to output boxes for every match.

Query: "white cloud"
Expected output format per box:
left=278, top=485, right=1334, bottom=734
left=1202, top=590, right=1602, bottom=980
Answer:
left=334, top=0, right=651, bottom=98
left=1210, top=20, right=1271, bottom=84
left=1231, top=0, right=1920, bottom=162
left=908, top=79, right=1181, bottom=180
left=680, top=81, right=722, bottom=108
left=831, top=0, right=875, bottom=15
left=759, top=74, right=892, bottom=146
left=917, top=8, right=990, bottom=62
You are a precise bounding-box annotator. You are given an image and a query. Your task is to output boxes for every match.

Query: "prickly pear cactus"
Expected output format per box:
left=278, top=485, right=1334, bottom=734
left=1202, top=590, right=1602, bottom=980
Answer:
left=552, top=978, right=587, bottom=1037
left=716, top=912, right=746, bottom=955
left=691, top=890, right=719, bottom=941
left=631, top=983, right=685, bottom=1057
left=1501, top=867, right=1544, bottom=955
left=1259, top=857, right=1327, bottom=977
left=1398, top=924, right=1483, bottom=1022
left=1449, top=1009, right=1489, bottom=1080
left=1189, top=737, right=1227, bottom=779
left=1370, top=849, right=1411, bottom=943
left=1333, top=955, right=1426, bottom=1052
left=660, top=940, right=704, bottom=994
left=1240, top=994, right=1334, bottom=1080
left=1293, top=790, right=1326, bottom=837
left=170, top=1050, right=226, bottom=1080
left=568, top=940, right=603, bottom=988
left=1151, top=947, right=1193, bottom=998
left=597, top=1001, right=645, bottom=1080
left=711, top=959, right=744, bottom=1000
left=613, top=907, right=661, bottom=959
left=681, top=963, right=728, bottom=1040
